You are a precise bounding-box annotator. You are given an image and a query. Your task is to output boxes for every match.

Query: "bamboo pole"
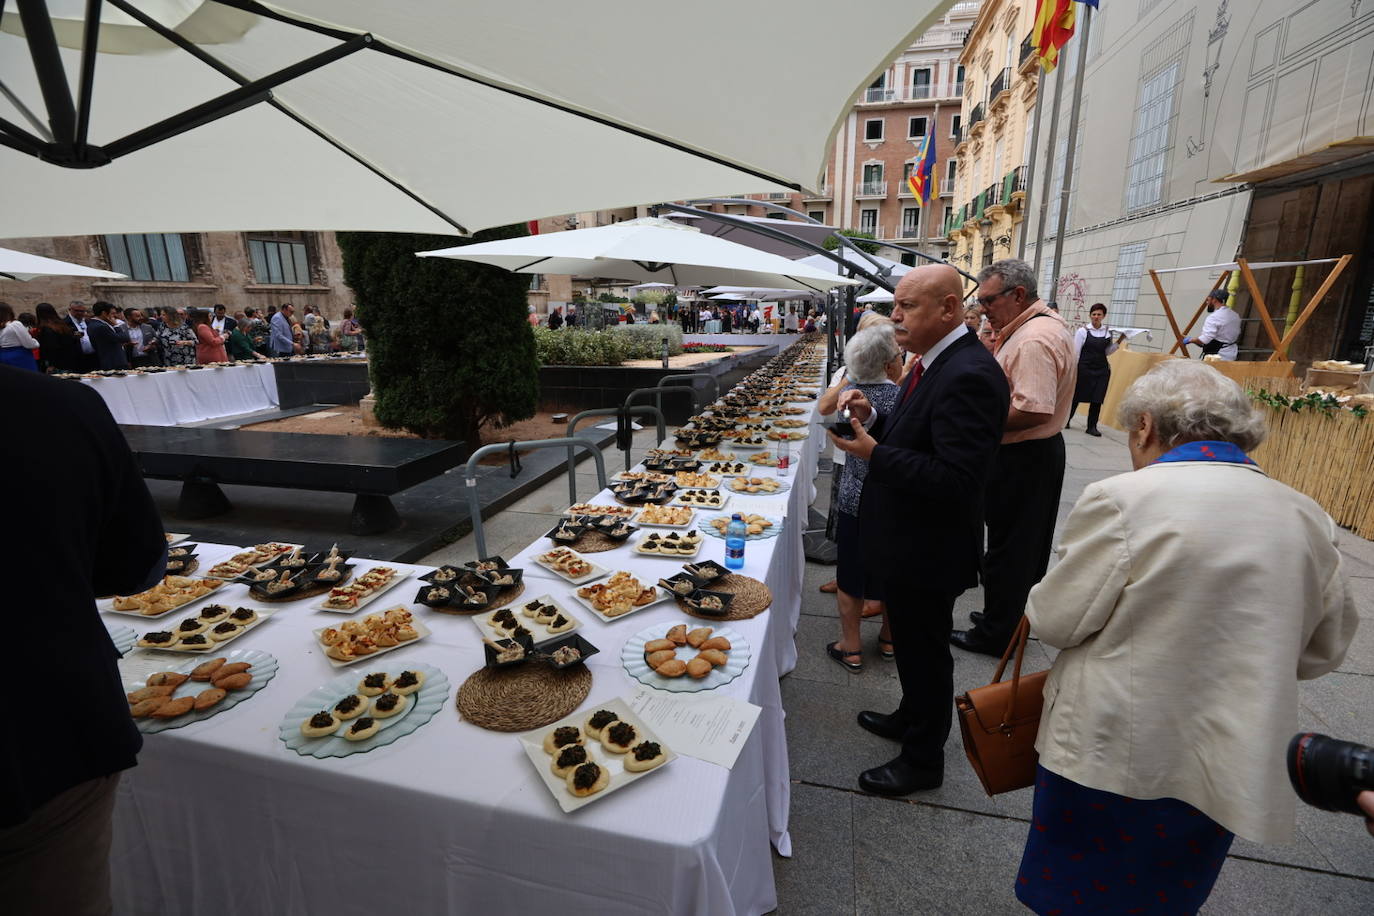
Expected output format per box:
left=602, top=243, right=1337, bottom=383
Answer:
left=1169, top=270, right=1231, bottom=355
left=1236, top=258, right=1285, bottom=353
left=1149, top=269, right=1190, bottom=356
left=1269, top=254, right=1353, bottom=362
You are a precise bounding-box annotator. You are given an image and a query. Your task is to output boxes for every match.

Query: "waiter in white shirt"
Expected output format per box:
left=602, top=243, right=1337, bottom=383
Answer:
left=1183, top=289, right=1240, bottom=360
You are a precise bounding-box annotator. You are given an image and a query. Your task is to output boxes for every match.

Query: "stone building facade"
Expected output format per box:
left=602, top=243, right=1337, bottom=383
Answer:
left=0, top=231, right=355, bottom=319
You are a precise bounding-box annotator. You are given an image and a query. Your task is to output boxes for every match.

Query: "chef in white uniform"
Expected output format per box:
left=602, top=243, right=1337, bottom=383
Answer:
left=1183, top=289, right=1241, bottom=360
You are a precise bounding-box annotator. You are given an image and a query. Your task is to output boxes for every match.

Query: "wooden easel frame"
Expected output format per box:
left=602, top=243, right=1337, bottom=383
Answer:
left=1152, top=255, right=1353, bottom=360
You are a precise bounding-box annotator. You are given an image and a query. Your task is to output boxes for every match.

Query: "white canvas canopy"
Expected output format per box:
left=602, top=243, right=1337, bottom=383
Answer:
left=0, top=2, right=949, bottom=237
left=856, top=289, right=894, bottom=304
left=0, top=245, right=126, bottom=281
left=417, top=218, right=860, bottom=292
left=664, top=211, right=841, bottom=259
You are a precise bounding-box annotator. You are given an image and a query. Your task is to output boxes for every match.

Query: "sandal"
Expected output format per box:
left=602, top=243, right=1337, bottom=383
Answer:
left=826, top=641, right=863, bottom=672
left=877, top=637, right=895, bottom=661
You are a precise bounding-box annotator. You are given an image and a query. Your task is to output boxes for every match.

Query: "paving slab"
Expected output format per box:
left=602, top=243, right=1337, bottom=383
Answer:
left=771, top=784, right=855, bottom=916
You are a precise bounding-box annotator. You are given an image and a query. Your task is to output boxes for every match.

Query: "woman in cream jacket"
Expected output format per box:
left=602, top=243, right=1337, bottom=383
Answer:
left=1017, top=359, right=1358, bottom=915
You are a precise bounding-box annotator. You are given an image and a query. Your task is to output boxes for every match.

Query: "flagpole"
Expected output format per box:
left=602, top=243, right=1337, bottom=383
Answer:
left=1049, top=4, right=1093, bottom=306
left=1031, top=47, right=1068, bottom=281
left=1018, top=70, right=1046, bottom=259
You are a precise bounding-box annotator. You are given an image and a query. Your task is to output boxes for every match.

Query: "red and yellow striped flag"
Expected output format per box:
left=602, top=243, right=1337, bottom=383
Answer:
left=1033, top=0, right=1077, bottom=72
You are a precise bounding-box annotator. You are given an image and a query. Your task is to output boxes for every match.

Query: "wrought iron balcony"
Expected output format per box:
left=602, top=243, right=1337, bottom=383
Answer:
left=910, top=83, right=932, bottom=100
left=968, top=102, right=985, bottom=130
left=951, top=126, right=964, bottom=146
left=990, top=68, right=1011, bottom=102
left=1004, top=165, right=1028, bottom=200
left=857, top=180, right=888, bottom=198
left=801, top=184, right=831, bottom=200
left=940, top=177, right=956, bottom=196
left=1020, top=34, right=1035, bottom=69
left=864, top=87, right=896, bottom=103
left=765, top=192, right=792, bottom=200
left=900, top=222, right=923, bottom=239
left=985, top=182, right=1003, bottom=208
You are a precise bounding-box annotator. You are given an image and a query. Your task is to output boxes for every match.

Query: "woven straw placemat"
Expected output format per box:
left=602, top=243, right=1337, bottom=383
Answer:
left=430, top=581, right=525, bottom=616
left=675, top=572, right=772, bottom=621
left=456, top=662, right=592, bottom=732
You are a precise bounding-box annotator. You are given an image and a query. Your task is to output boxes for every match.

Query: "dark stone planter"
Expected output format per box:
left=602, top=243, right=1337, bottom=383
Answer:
left=536, top=344, right=780, bottom=424
left=272, top=359, right=372, bottom=408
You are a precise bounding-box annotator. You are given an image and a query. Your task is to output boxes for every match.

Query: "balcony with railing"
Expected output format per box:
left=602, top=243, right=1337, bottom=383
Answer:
left=968, top=102, right=985, bottom=134
left=900, top=221, right=923, bottom=239
left=765, top=191, right=792, bottom=200
left=910, top=83, right=932, bottom=100
left=985, top=182, right=1004, bottom=210
left=1019, top=34, right=1037, bottom=72
left=951, top=126, right=964, bottom=148
left=863, top=86, right=896, bottom=103
left=1004, top=165, right=1028, bottom=203
left=989, top=68, right=1011, bottom=106
left=801, top=183, right=831, bottom=201
left=856, top=180, right=888, bottom=198
left=940, top=177, right=956, bottom=196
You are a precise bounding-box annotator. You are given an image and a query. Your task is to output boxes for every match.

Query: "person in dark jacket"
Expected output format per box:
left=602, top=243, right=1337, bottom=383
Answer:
left=0, top=365, right=166, bottom=914
left=87, top=301, right=131, bottom=370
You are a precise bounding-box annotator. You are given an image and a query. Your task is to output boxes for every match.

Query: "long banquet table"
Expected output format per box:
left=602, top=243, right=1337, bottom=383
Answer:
left=79, top=362, right=280, bottom=425
left=107, top=358, right=825, bottom=915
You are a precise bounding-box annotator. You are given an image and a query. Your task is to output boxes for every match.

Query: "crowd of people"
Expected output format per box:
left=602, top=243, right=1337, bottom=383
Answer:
left=0, top=300, right=364, bottom=374
left=820, top=259, right=1360, bottom=913
left=527, top=300, right=825, bottom=334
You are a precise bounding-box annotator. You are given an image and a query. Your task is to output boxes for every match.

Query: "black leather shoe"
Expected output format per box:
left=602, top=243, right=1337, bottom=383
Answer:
left=859, top=756, right=943, bottom=796
left=1086, top=426, right=1102, bottom=437
left=856, top=710, right=906, bottom=741
left=968, top=611, right=986, bottom=627
left=950, top=628, right=1009, bottom=657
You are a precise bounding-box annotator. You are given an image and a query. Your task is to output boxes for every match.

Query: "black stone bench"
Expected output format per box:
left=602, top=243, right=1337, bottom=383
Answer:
left=120, top=425, right=466, bottom=535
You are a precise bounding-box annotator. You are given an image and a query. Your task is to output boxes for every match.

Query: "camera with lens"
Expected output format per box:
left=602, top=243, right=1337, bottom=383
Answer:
left=1287, top=732, right=1374, bottom=815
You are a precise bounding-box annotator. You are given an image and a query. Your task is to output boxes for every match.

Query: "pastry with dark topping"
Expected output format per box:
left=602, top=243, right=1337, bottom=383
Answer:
left=198, top=604, right=231, bottom=623
left=624, top=740, right=668, bottom=772
left=370, top=691, right=408, bottom=718
left=391, top=670, right=425, bottom=695
left=301, top=710, right=340, bottom=738
left=551, top=743, right=589, bottom=777
left=358, top=672, right=392, bottom=696
left=566, top=761, right=608, bottom=797
left=138, top=630, right=177, bottom=648
left=175, top=618, right=207, bottom=636
left=543, top=724, right=585, bottom=754
left=584, top=708, right=619, bottom=739
left=208, top=621, right=241, bottom=642
left=229, top=607, right=258, bottom=624
left=178, top=633, right=210, bottom=648
left=343, top=716, right=380, bottom=741
left=333, top=693, right=366, bottom=720
left=546, top=613, right=574, bottom=634
left=602, top=721, right=638, bottom=753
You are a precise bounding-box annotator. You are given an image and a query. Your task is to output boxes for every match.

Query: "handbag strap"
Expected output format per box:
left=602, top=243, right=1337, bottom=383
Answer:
left=987, top=616, right=1032, bottom=731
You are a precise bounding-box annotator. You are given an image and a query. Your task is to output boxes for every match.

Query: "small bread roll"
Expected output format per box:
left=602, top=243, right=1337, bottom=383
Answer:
left=666, top=624, right=688, bottom=645
left=150, top=696, right=195, bottom=718
left=212, top=671, right=251, bottom=690
left=390, top=670, right=425, bottom=696
left=696, top=649, right=729, bottom=667
left=686, top=657, right=713, bottom=678
left=601, top=721, right=638, bottom=753
left=644, top=638, right=676, bottom=653
left=566, top=761, right=608, bottom=797
left=146, top=672, right=189, bottom=688
left=214, top=662, right=251, bottom=678
left=130, top=696, right=170, bottom=718
left=127, top=685, right=175, bottom=703
left=332, top=693, right=367, bottom=720
left=301, top=711, right=340, bottom=738
left=646, top=649, right=677, bottom=668
left=686, top=627, right=713, bottom=648
left=343, top=716, right=380, bottom=741
left=543, top=725, right=585, bottom=754
left=624, top=741, right=668, bottom=773
left=190, top=657, right=227, bottom=681
left=700, top=636, right=732, bottom=652
left=194, top=688, right=227, bottom=710
left=369, top=692, right=408, bottom=719
left=655, top=659, right=688, bottom=678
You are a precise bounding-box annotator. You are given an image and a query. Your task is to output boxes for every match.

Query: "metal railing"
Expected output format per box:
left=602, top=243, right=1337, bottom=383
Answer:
left=802, top=183, right=831, bottom=199
left=951, top=126, right=963, bottom=146
left=1019, top=34, right=1036, bottom=68
left=953, top=81, right=964, bottom=97
left=990, top=67, right=1011, bottom=101
left=940, top=177, right=956, bottom=195
left=968, top=103, right=985, bottom=129
left=1004, top=165, right=1028, bottom=199
left=859, top=223, right=883, bottom=239
left=657, top=373, right=719, bottom=405
left=463, top=437, right=608, bottom=558
left=864, top=87, right=895, bottom=102
left=623, top=386, right=699, bottom=469
left=910, top=83, right=931, bottom=100
left=765, top=191, right=791, bottom=200
left=900, top=222, right=922, bottom=239
left=985, top=182, right=1003, bottom=208
left=857, top=180, right=888, bottom=197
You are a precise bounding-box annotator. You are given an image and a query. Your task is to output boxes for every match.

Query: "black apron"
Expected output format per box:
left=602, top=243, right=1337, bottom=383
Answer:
left=1073, top=329, right=1112, bottom=404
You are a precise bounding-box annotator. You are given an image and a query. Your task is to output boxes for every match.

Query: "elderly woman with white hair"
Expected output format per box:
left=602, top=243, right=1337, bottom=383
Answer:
left=823, top=323, right=905, bottom=670
left=1015, top=359, right=1358, bottom=915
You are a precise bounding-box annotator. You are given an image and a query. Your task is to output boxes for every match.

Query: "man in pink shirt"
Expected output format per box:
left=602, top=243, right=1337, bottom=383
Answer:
left=952, top=259, right=1076, bottom=657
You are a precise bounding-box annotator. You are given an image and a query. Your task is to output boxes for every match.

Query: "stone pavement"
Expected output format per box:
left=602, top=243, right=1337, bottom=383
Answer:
left=420, top=425, right=1374, bottom=914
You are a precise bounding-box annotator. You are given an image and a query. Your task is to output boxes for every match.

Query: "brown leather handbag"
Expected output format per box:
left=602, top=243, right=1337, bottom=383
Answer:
left=955, top=616, right=1047, bottom=795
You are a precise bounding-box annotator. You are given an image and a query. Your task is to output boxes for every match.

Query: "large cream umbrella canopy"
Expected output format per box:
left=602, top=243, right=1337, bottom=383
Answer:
left=0, top=244, right=126, bottom=280
left=0, top=0, right=949, bottom=237
left=417, top=218, right=861, bottom=293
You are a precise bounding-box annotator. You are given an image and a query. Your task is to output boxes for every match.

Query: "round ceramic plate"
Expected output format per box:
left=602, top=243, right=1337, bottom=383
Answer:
left=106, top=624, right=136, bottom=656
left=621, top=621, right=751, bottom=693
left=279, top=661, right=449, bottom=758
left=129, top=648, right=279, bottom=734
left=698, top=514, right=783, bottom=540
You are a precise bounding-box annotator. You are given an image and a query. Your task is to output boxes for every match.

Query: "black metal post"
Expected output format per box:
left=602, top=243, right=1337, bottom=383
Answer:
left=74, top=0, right=104, bottom=154
left=16, top=0, right=78, bottom=144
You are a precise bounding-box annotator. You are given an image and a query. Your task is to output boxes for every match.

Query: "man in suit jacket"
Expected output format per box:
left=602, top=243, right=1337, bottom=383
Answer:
left=86, top=301, right=130, bottom=370
left=65, top=300, right=98, bottom=371
left=831, top=265, right=1010, bottom=796
left=210, top=303, right=237, bottom=336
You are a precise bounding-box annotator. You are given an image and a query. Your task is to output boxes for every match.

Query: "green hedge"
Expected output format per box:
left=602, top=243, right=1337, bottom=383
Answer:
left=533, top=328, right=630, bottom=366
left=608, top=324, right=684, bottom=359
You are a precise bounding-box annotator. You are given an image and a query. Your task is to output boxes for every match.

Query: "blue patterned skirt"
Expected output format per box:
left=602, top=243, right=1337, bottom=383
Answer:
left=1015, top=765, right=1234, bottom=915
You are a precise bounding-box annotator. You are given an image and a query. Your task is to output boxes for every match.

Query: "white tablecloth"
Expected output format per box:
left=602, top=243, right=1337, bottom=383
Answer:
left=80, top=363, right=279, bottom=425
left=108, top=369, right=824, bottom=916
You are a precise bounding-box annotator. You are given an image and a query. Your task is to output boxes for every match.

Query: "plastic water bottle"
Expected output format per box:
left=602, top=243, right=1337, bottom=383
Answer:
left=724, top=513, right=746, bottom=570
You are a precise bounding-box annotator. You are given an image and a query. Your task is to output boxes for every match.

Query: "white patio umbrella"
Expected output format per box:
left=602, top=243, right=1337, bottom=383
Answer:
left=0, top=2, right=948, bottom=237
left=417, top=218, right=860, bottom=292
left=0, top=245, right=126, bottom=281
left=794, top=249, right=912, bottom=282
left=625, top=282, right=679, bottom=294
left=663, top=211, right=841, bottom=259
left=856, top=289, right=894, bottom=304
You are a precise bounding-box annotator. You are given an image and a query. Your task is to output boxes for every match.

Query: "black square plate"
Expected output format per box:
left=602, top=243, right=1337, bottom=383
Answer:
left=484, top=633, right=536, bottom=668
left=684, top=588, right=734, bottom=617
left=540, top=632, right=600, bottom=669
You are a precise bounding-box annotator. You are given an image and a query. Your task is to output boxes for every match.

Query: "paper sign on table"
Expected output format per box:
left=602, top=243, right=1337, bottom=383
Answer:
left=627, top=687, right=762, bottom=770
